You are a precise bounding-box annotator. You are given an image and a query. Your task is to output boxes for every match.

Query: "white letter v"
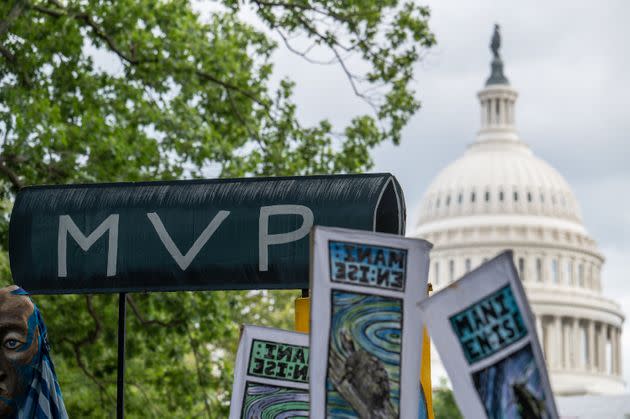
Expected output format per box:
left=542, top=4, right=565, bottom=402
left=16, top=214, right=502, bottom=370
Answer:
left=147, top=211, right=230, bottom=271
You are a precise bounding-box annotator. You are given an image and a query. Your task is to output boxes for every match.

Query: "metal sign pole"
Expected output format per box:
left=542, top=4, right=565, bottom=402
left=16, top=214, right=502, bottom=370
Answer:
left=116, top=292, right=127, bottom=419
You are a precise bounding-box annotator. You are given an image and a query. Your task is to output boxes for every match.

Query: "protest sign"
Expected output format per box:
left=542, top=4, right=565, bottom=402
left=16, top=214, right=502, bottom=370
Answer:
left=229, top=325, right=310, bottom=419
left=309, top=226, right=432, bottom=418
left=418, top=251, right=558, bottom=419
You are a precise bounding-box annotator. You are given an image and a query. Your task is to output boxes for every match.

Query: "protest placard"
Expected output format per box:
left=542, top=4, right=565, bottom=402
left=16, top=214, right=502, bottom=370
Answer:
left=229, top=325, right=309, bottom=419
left=418, top=251, right=558, bottom=419
left=309, top=226, right=432, bottom=418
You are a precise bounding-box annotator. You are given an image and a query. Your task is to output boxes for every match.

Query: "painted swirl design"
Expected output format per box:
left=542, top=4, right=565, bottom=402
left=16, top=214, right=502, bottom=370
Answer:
left=326, top=291, right=402, bottom=418
left=242, top=383, right=308, bottom=419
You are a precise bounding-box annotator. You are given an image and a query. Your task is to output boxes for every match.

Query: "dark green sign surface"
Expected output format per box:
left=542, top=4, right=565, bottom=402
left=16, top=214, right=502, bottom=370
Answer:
left=10, top=174, right=405, bottom=294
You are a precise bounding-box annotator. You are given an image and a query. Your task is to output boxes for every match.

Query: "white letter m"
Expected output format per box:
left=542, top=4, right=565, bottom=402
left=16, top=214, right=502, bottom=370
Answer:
left=58, top=214, right=119, bottom=277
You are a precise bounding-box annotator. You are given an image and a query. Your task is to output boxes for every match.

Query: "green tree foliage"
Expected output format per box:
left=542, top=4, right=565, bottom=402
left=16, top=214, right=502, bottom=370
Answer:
left=433, top=380, right=463, bottom=419
left=0, top=0, right=434, bottom=416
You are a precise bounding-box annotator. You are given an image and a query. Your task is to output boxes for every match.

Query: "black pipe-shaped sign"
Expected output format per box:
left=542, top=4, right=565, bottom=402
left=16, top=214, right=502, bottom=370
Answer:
left=9, top=174, right=405, bottom=294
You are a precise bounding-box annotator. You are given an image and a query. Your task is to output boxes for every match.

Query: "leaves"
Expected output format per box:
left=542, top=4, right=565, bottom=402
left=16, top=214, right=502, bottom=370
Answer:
left=0, top=0, right=434, bottom=416
left=433, top=380, right=464, bottom=419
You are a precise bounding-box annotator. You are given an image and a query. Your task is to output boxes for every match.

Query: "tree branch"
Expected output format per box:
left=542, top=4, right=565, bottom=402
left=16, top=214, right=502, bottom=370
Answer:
left=252, top=0, right=399, bottom=87
left=31, top=1, right=149, bottom=65
left=57, top=295, right=113, bottom=409
left=275, top=28, right=337, bottom=65
left=226, top=89, right=266, bottom=153
left=125, top=381, right=160, bottom=417
left=28, top=3, right=63, bottom=18
left=329, top=45, right=378, bottom=112
left=0, top=156, right=23, bottom=190
left=0, top=0, right=26, bottom=39
left=194, top=69, right=267, bottom=108
left=249, top=0, right=351, bottom=24
left=62, top=336, right=115, bottom=408
left=127, top=294, right=184, bottom=328
left=0, top=44, right=34, bottom=89
left=186, top=325, right=212, bottom=419
left=83, top=295, right=102, bottom=343
left=30, top=0, right=269, bottom=109
left=272, top=11, right=378, bottom=110
left=74, top=14, right=150, bottom=66
left=0, top=2, right=33, bottom=88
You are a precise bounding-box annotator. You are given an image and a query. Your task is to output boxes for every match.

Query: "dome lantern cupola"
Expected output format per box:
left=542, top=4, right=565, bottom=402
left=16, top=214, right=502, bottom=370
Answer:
left=477, top=24, right=519, bottom=143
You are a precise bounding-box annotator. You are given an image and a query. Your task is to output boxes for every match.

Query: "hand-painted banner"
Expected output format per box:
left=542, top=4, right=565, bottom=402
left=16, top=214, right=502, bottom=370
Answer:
left=309, top=226, right=432, bottom=419
left=9, top=174, right=405, bottom=294
left=418, top=251, right=559, bottom=419
left=229, top=325, right=309, bottom=419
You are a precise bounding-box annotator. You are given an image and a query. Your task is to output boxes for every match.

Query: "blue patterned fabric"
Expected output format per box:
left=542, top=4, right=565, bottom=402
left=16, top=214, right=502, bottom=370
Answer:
left=9, top=288, right=68, bottom=419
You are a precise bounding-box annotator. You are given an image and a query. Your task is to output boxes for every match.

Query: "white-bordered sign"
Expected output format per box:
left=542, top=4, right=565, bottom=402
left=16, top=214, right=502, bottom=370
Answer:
left=309, top=226, right=432, bottom=418
left=418, top=251, right=558, bottom=419
left=229, top=325, right=309, bottom=419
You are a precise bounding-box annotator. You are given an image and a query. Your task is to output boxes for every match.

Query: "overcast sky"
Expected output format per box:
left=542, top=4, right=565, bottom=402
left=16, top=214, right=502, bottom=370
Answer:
left=263, top=0, right=630, bottom=386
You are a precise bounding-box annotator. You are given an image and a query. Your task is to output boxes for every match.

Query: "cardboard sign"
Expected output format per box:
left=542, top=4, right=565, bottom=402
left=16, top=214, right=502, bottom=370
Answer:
left=9, top=174, right=405, bottom=294
left=418, top=251, right=559, bottom=419
left=309, top=226, right=432, bottom=418
left=229, top=325, right=310, bottom=418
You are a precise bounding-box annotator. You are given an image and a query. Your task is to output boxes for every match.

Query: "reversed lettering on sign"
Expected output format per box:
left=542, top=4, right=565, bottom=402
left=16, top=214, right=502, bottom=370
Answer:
left=247, top=339, right=309, bottom=383
left=449, top=285, right=528, bottom=364
left=328, top=240, right=407, bottom=291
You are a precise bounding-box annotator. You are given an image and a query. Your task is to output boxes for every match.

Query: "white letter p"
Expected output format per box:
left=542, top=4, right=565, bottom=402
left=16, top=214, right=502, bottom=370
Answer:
left=259, top=205, right=314, bottom=271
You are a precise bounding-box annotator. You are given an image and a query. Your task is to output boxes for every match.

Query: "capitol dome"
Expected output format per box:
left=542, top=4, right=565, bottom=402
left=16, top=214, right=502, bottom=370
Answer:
left=417, top=139, right=583, bottom=227
left=413, top=28, right=625, bottom=396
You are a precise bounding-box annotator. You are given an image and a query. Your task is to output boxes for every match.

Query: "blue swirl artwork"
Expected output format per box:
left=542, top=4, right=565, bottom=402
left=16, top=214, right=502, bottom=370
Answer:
left=241, top=382, right=309, bottom=419
left=325, top=290, right=402, bottom=418
left=472, top=344, right=550, bottom=419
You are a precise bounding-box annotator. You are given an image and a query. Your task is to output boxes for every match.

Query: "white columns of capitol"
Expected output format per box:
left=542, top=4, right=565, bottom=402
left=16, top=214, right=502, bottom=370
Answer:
left=568, top=317, right=577, bottom=369
left=560, top=319, right=572, bottom=369
left=612, top=327, right=621, bottom=375
left=618, top=328, right=623, bottom=375
left=610, top=326, right=619, bottom=375
left=615, top=326, right=619, bottom=375
left=588, top=320, right=596, bottom=372
left=617, top=329, right=623, bottom=375
left=534, top=316, right=623, bottom=376
left=598, top=323, right=606, bottom=373
left=593, top=321, right=601, bottom=372
left=506, top=99, right=512, bottom=124
left=597, top=323, right=604, bottom=372
left=477, top=88, right=518, bottom=132
left=615, top=327, right=619, bottom=374
left=536, top=315, right=543, bottom=349
left=553, top=316, right=562, bottom=369
left=608, top=325, right=613, bottom=374
left=572, top=319, right=579, bottom=369
left=611, top=326, right=616, bottom=374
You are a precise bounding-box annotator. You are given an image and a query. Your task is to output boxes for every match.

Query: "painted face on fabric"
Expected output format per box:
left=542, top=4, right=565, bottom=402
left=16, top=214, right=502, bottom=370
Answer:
left=0, top=285, right=39, bottom=416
